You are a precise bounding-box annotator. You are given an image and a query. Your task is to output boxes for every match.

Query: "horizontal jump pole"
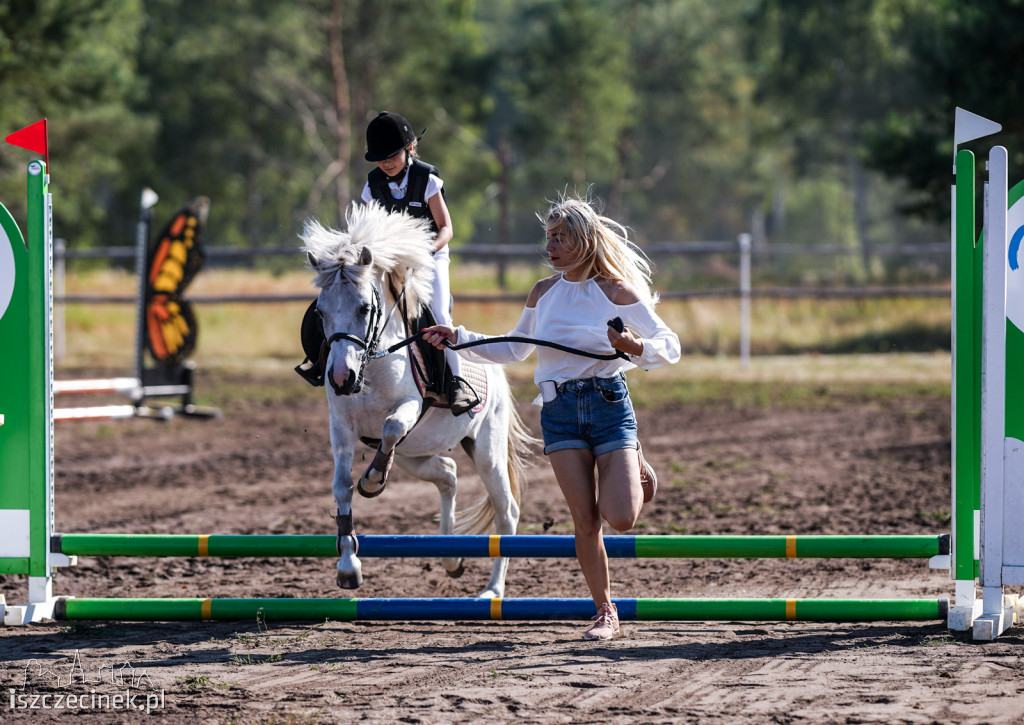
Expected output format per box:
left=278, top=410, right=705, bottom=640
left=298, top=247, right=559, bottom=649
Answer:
left=53, top=377, right=141, bottom=396
left=52, top=405, right=177, bottom=422
left=53, top=533, right=949, bottom=559
left=54, top=596, right=949, bottom=622
left=53, top=405, right=138, bottom=421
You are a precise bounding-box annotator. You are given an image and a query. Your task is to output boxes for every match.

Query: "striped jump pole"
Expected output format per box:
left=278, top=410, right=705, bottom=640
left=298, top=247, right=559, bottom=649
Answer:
left=53, top=533, right=949, bottom=560
left=54, top=596, right=949, bottom=623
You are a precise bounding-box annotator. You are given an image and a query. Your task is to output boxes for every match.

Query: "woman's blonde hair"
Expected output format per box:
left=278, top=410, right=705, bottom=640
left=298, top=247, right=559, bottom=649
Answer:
left=541, top=193, right=656, bottom=305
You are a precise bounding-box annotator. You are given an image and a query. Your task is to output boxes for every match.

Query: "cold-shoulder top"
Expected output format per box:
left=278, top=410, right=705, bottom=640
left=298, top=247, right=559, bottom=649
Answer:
left=453, top=275, right=681, bottom=385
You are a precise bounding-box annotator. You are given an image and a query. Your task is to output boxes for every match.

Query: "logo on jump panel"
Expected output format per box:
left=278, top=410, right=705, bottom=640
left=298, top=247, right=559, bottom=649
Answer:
left=1006, top=197, right=1024, bottom=333
left=0, top=226, right=14, bottom=322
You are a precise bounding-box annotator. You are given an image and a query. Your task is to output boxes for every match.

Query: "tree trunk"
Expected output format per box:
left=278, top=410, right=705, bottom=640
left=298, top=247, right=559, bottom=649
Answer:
left=844, top=120, right=871, bottom=280
left=497, top=137, right=511, bottom=290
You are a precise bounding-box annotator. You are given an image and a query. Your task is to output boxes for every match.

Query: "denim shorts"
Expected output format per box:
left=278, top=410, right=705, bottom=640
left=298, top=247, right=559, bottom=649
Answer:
left=540, top=374, right=638, bottom=456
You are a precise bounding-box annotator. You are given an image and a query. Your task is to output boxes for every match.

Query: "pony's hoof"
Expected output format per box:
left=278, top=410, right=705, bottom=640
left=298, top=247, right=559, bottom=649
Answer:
left=337, top=570, right=363, bottom=589
left=360, top=479, right=387, bottom=495
left=443, top=559, right=465, bottom=579
left=357, top=447, right=394, bottom=498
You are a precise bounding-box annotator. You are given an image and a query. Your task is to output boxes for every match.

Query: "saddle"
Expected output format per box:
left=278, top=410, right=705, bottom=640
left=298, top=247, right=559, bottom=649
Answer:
left=294, top=300, right=485, bottom=414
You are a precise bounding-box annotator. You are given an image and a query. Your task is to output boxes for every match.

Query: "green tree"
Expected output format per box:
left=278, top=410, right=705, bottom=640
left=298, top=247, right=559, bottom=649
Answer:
left=619, top=0, right=776, bottom=243
left=492, top=0, right=634, bottom=244
left=864, top=0, right=1024, bottom=223
left=126, top=0, right=318, bottom=248
left=0, top=0, right=152, bottom=247
left=126, top=0, right=492, bottom=251
left=340, top=0, right=495, bottom=244
left=747, top=0, right=930, bottom=277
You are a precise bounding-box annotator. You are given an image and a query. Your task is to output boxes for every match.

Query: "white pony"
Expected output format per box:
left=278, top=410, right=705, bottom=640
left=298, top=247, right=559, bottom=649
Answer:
left=301, top=202, right=533, bottom=598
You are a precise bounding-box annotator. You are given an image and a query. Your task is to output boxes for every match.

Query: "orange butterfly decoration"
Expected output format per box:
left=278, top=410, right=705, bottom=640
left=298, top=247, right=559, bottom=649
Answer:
left=145, top=197, right=210, bottom=365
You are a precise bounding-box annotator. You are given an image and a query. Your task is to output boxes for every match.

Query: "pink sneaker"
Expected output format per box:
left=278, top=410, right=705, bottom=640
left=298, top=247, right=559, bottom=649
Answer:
left=638, top=444, right=657, bottom=503
left=583, top=602, right=620, bottom=640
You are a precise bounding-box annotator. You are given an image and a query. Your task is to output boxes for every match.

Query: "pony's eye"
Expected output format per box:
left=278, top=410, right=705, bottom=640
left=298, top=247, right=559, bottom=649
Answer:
left=358, top=303, right=371, bottom=316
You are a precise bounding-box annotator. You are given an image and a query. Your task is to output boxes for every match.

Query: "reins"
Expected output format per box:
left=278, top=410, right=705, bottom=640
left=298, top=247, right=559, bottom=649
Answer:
left=300, top=274, right=628, bottom=394
left=370, top=329, right=628, bottom=361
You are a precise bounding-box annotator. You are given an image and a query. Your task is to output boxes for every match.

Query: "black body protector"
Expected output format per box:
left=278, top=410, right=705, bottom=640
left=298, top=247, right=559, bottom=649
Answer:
left=367, top=158, right=443, bottom=235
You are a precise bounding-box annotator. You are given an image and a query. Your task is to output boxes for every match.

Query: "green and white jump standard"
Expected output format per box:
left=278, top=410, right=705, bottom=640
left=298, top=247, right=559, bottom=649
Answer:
left=0, top=160, right=73, bottom=625
left=946, top=109, right=1024, bottom=640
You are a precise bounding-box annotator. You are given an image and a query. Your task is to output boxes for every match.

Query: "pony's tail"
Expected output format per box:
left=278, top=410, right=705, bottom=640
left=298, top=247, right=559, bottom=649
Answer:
left=453, top=386, right=537, bottom=536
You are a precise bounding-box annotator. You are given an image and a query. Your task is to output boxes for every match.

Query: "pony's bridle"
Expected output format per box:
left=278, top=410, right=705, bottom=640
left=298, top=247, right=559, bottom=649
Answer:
left=319, top=283, right=385, bottom=396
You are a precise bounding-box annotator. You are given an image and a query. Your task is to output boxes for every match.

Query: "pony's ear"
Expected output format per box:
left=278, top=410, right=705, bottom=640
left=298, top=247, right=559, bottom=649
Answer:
left=358, top=246, right=373, bottom=267
left=307, top=251, right=321, bottom=270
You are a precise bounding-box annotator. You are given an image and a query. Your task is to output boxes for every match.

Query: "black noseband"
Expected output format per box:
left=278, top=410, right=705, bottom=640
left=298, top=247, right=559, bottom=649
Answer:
left=322, top=285, right=383, bottom=396
left=325, top=332, right=367, bottom=395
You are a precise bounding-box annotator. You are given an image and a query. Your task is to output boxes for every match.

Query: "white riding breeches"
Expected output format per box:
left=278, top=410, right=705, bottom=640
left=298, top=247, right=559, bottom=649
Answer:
left=430, top=248, right=461, bottom=380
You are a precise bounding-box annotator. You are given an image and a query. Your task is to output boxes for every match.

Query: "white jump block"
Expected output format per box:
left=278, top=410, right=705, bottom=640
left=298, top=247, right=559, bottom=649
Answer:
left=0, top=577, right=60, bottom=626
left=1, top=595, right=58, bottom=626
left=971, top=594, right=1020, bottom=640
left=948, top=602, right=982, bottom=631
left=947, top=580, right=980, bottom=631
left=973, top=607, right=1014, bottom=640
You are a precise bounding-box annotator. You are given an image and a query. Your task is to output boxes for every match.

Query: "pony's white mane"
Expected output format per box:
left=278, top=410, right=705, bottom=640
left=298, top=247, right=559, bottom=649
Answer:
left=301, top=202, right=435, bottom=314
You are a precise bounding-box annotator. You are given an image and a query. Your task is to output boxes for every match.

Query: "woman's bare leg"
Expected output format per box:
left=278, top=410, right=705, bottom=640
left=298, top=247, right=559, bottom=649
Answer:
left=548, top=448, right=610, bottom=606
left=595, top=447, right=643, bottom=532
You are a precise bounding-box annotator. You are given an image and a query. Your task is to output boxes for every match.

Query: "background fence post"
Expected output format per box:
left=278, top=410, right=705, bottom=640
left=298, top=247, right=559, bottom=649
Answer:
left=739, top=233, right=752, bottom=369
left=132, top=189, right=157, bottom=385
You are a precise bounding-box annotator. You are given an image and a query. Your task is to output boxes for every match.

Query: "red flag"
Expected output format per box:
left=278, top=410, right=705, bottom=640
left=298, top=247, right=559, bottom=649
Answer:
left=5, top=119, right=48, bottom=170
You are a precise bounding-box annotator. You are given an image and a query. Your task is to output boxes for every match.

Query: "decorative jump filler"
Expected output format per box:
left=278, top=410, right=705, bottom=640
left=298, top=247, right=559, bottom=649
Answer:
left=0, top=111, right=1019, bottom=636
left=52, top=191, right=220, bottom=421
left=4, top=118, right=217, bottom=423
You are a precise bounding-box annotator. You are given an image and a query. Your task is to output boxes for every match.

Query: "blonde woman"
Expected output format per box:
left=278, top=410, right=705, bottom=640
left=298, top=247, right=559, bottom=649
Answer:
left=423, top=194, right=680, bottom=640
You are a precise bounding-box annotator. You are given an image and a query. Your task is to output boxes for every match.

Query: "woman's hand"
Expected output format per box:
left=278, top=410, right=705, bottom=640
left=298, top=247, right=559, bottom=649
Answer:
left=421, top=324, right=457, bottom=350
left=607, top=325, right=644, bottom=357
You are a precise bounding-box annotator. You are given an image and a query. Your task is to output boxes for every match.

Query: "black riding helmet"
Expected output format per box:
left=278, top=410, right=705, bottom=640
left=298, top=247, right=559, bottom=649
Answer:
left=364, top=111, right=417, bottom=162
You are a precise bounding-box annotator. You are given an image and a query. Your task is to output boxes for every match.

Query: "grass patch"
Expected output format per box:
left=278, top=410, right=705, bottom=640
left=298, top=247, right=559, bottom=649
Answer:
left=488, top=668, right=534, bottom=681
left=55, top=268, right=953, bottom=415
left=309, top=661, right=345, bottom=672
left=57, top=269, right=952, bottom=371
left=916, top=508, right=951, bottom=526
left=176, top=674, right=212, bottom=691
left=627, top=374, right=948, bottom=411
left=229, top=653, right=283, bottom=666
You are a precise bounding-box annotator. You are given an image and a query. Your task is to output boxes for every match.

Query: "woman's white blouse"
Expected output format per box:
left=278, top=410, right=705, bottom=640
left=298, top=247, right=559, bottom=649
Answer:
left=454, top=275, right=681, bottom=384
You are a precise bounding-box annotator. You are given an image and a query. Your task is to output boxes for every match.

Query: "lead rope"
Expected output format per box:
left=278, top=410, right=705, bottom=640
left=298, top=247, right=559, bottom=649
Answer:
left=374, top=329, right=627, bottom=361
